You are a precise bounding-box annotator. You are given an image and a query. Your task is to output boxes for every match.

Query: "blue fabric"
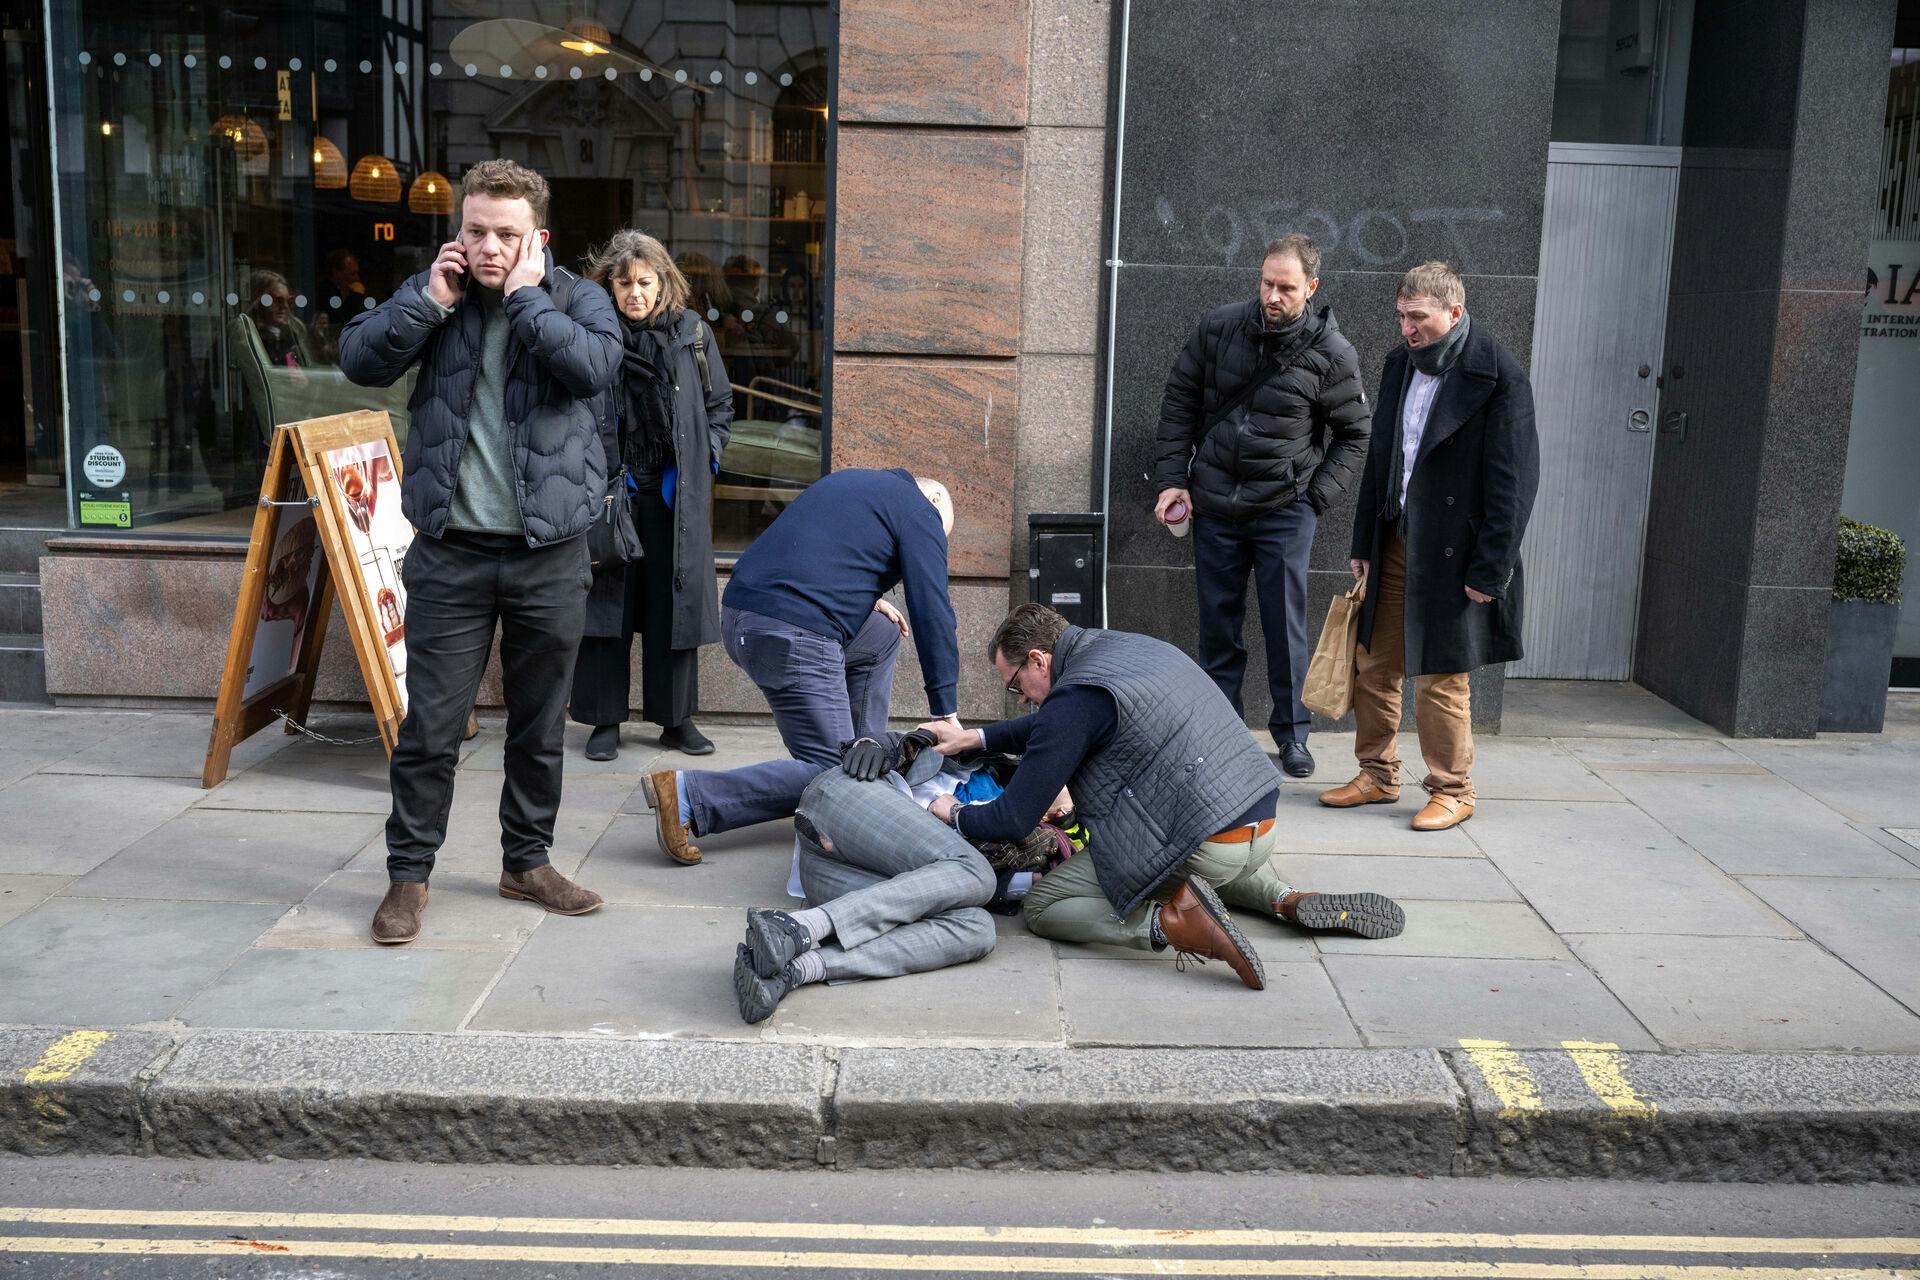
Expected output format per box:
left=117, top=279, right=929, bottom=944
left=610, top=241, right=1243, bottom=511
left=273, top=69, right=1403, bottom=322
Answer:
left=952, top=773, right=1004, bottom=804
left=723, top=467, right=959, bottom=717
left=662, top=462, right=677, bottom=510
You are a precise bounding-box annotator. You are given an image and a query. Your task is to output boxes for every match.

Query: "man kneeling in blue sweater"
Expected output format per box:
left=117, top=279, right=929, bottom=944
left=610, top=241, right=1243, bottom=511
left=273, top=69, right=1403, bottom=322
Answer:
left=644, top=467, right=962, bottom=875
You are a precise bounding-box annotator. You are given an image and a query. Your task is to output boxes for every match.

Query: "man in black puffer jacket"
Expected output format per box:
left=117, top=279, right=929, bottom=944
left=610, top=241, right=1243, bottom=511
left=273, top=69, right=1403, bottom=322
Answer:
left=340, top=159, right=622, bottom=946
left=1153, top=234, right=1371, bottom=779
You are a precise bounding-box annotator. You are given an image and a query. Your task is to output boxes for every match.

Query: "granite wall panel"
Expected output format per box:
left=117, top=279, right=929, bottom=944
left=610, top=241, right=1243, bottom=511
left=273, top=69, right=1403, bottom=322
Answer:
left=831, top=356, right=1018, bottom=578
left=1012, top=353, right=1098, bottom=576
left=833, top=127, right=1026, bottom=357
left=839, top=0, right=1030, bottom=126
left=1021, top=126, right=1107, bottom=357
left=1028, top=0, right=1110, bottom=128
left=1732, top=583, right=1830, bottom=737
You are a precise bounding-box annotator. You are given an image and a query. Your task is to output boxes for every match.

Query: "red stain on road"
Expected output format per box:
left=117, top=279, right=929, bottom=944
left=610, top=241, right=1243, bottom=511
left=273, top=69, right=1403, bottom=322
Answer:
left=226, top=1237, right=291, bottom=1252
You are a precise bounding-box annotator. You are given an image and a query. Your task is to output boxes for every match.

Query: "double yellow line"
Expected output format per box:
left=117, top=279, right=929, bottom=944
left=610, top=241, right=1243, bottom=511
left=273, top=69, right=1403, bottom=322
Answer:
left=1458, top=1039, right=1656, bottom=1118
left=0, top=1210, right=1914, bottom=1276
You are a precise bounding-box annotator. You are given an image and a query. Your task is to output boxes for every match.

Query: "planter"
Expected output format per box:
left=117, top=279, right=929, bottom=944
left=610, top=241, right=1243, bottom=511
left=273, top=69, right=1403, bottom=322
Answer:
left=1818, top=598, right=1899, bottom=733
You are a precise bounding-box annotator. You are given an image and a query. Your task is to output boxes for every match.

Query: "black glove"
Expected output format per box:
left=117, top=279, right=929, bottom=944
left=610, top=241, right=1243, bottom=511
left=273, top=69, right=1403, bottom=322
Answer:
left=840, top=736, right=892, bottom=782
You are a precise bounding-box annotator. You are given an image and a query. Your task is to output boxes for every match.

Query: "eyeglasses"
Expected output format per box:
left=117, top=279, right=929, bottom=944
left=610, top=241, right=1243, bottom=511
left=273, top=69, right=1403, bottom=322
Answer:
left=1004, top=654, right=1031, bottom=697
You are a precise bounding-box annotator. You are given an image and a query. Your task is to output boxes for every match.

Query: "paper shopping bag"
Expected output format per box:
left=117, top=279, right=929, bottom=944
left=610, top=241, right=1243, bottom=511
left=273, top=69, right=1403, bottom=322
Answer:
left=1302, top=573, right=1365, bottom=720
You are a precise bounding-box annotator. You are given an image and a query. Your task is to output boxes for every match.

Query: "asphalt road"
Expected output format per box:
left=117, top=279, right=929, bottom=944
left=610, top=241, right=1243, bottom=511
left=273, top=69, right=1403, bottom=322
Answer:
left=0, top=1155, right=1915, bottom=1278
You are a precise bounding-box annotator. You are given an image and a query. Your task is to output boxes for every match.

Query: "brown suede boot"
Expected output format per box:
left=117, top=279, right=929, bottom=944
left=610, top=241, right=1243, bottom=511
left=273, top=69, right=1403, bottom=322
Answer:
left=499, top=865, right=604, bottom=915
left=646, top=770, right=701, bottom=865
left=1156, top=879, right=1265, bottom=990
left=371, top=882, right=428, bottom=945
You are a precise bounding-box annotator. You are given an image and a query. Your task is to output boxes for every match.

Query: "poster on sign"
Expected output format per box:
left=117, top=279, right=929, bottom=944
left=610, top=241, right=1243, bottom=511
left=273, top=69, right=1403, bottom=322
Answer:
left=240, top=472, right=324, bottom=703
left=321, top=437, right=411, bottom=710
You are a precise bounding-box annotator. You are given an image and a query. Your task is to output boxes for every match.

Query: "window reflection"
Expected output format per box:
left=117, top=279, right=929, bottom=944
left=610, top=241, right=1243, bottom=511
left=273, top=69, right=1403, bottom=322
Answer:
left=44, top=2, right=832, bottom=549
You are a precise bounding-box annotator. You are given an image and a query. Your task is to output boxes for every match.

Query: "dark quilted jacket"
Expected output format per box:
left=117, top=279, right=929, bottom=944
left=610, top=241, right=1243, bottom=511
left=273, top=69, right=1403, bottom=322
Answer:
left=338, top=249, right=623, bottom=546
left=1153, top=299, right=1371, bottom=523
left=1049, top=625, right=1281, bottom=917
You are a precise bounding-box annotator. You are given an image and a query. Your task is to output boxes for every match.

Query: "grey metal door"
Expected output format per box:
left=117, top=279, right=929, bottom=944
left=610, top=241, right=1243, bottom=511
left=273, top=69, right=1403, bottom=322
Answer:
left=1512, top=143, right=1680, bottom=679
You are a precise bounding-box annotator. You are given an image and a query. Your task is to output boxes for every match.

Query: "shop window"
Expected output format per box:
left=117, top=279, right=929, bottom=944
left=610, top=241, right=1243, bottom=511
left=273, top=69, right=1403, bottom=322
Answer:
left=43, top=2, right=833, bottom=551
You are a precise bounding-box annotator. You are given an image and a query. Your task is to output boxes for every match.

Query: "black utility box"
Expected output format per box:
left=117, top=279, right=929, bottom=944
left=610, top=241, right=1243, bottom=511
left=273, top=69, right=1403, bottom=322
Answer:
left=1026, top=513, right=1104, bottom=627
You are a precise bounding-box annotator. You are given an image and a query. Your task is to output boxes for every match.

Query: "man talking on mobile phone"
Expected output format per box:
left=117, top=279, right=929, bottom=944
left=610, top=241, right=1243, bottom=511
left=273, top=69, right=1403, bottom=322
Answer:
left=340, top=158, right=623, bottom=945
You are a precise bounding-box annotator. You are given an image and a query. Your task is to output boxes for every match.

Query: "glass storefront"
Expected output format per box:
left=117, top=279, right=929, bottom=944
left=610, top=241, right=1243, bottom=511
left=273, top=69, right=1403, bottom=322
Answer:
left=1842, top=47, right=1920, bottom=688
left=1550, top=0, right=1690, bottom=146
left=38, top=1, right=832, bottom=550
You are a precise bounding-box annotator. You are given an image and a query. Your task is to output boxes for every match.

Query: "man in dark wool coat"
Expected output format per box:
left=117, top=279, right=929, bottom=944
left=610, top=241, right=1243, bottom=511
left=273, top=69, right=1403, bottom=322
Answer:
left=1319, top=260, right=1539, bottom=831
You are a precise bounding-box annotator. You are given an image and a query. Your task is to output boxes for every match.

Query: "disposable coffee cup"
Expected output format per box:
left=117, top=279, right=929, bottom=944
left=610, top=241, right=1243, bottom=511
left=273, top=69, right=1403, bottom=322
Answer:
left=1163, top=498, right=1191, bottom=538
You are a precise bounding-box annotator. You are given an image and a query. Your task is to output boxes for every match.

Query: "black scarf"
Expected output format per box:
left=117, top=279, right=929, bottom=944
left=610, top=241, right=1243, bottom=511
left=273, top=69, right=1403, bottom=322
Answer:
left=620, top=311, right=676, bottom=473
left=1380, top=312, right=1472, bottom=525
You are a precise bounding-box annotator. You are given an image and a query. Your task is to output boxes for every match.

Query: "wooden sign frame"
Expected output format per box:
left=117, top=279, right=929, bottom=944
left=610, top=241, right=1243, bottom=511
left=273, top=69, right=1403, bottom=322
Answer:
left=202, top=411, right=412, bottom=787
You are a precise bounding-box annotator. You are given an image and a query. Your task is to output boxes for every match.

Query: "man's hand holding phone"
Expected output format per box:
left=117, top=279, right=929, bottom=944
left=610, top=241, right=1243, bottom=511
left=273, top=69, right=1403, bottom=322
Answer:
left=426, top=240, right=467, bottom=308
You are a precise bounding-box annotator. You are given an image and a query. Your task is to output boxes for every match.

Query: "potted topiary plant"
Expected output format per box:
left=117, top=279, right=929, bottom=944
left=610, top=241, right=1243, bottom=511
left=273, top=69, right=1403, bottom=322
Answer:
left=1819, top=516, right=1907, bottom=733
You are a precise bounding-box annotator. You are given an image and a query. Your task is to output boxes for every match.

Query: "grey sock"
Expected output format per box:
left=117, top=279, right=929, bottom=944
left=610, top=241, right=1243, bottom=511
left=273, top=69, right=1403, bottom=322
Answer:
left=788, top=906, right=832, bottom=945
left=790, top=949, right=826, bottom=985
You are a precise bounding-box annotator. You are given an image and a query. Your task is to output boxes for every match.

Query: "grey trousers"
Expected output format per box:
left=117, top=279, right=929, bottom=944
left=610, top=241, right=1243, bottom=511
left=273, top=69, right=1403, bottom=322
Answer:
left=683, top=606, right=900, bottom=836
left=794, top=769, right=996, bottom=983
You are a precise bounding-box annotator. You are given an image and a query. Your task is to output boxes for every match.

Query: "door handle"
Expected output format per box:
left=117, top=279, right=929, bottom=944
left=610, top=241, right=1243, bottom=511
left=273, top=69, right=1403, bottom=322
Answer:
left=1628, top=409, right=1652, bottom=433
left=1660, top=410, right=1687, bottom=441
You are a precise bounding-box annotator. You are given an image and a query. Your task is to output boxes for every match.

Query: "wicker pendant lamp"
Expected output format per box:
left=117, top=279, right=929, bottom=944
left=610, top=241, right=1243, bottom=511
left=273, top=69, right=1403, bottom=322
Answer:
left=311, top=137, right=347, bottom=189
left=408, top=169, right=454, bottom=214
left=349, top=154, right=401, bottom=202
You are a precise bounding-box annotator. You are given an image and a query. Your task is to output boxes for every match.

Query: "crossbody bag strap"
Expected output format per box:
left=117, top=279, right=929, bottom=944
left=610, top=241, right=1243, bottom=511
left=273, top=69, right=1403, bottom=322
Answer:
left=1193, top=325, right=1320, bottom=463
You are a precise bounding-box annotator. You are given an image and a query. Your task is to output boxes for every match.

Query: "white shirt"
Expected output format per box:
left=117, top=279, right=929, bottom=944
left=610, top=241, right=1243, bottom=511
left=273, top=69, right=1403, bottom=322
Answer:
left=1399, top=368, right=1442, bottom=505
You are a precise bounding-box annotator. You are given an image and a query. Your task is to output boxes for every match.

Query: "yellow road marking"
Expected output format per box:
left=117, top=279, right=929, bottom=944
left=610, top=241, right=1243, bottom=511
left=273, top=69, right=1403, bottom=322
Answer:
left=1458, top=1038, right=1544, bottom=1116
left=1563, top=1041, right=1657, bottom=1117
left=0, top=1237, right=1913, bottom=1277
left=0, top=1210, right=1914, bottom=1256
left=19, top=1031, right=111, bottom=1085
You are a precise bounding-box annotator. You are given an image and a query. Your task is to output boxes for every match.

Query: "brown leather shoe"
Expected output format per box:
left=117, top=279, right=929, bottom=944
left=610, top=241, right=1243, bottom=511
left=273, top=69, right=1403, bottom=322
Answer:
left=499, top=865, right=604, bottom=915
left=1277, top=890, right=1406, bottom=939
left=646, top=770, right=701, bottom=865
left=1412, top=794, right=1473, bottom=831
left=1318, top=773, right=1401, bottom=807
left=463, top=712, right=481, bottom=741
left=371, top=881, right=427, bottom=945
left=1157, top=878, right=1265, bottom=990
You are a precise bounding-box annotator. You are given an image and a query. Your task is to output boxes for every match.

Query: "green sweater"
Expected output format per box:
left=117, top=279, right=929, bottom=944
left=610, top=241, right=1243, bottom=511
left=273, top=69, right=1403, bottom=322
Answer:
left=428, top=287, right=523, bottom=535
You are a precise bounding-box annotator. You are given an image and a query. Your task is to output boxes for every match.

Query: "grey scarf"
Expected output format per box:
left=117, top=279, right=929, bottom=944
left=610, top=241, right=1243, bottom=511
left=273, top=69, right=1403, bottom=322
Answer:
left=1407, top=311, right=1471, bottom=376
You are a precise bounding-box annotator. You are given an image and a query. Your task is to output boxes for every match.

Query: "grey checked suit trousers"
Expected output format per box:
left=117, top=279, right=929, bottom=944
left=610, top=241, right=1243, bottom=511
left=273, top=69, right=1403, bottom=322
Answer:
left=794, top=768, right=997, bottom=983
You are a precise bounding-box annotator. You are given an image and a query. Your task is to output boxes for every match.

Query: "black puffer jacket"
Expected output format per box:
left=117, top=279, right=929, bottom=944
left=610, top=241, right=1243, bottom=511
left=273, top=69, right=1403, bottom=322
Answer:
left=1153, top=300, right=1371, bottom=523
left=339, top=248, right=623, bottom=546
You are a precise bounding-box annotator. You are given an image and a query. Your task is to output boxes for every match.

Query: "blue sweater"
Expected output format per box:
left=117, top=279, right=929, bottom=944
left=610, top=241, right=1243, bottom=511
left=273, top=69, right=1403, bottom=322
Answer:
left=724, top=467, right=960, bottom=716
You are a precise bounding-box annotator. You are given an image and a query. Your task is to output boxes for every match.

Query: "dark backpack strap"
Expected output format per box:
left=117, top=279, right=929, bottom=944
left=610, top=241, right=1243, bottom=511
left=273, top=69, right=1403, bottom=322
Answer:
left=691, top=327, right=712, bottom=397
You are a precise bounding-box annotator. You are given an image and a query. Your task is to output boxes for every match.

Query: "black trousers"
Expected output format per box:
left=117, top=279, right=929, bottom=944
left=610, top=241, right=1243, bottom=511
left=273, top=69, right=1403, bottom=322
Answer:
left=1192, top=500, right=1318, bottom=745
left=386, top=530, right=591, bottom=882
left=569, top=482, right=698, bottom=728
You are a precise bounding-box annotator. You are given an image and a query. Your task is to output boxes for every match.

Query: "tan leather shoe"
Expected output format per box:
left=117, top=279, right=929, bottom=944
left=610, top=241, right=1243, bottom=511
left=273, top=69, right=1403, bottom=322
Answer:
left=371, top=881, right=427, bottom=945
left=500, top=865, right=604, bottom=915
left=1412, top=794, right=1474, bottom=831
left=1318, top=773, right=1401, bottom=808
left=646, top=770, right=701, bottom=865
left=1157, top=878, right=1265, bottom=990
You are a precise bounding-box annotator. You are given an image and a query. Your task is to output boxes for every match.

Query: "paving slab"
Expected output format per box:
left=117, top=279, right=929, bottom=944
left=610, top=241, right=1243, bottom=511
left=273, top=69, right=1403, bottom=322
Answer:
left=1601, top=770, right=1920, bottom=879
left=1448, top=1046, right=1920, bottom=1181
left=0, top=873, right=66, bottom=928
left=1560, top=737, right=1765, bottom=772
left=1735, top=876, right=1920, bottom=1012
left=0, top=772, right=204, bottom=875
left=341, top=771, right=634, bottom=879
left=1500, top=680, right=1719, bottom=738
left=1321, top=954, right=1658, bottom=1050
left=258, top=870, right=543, bottom=951
left=0, top=709, right=151, bottom=761
left=1268, top=852, right=1519, bottom=902
left=574, top=816, right=797, bottom=907
left=830, top=1045, right=1460, bottom=1173
left=0, top=898, right=283, bottom=1025
left=770, top=934, right=1059, bottom=1045
left=1566, top=933, right=1920, bottom=1052
left=67, top=807, right=381, bottom=904
left=1313, top=900, right=1570, bottom=960
left=1468, top=738, right=1623, bottom=802
left=40, top=711, right=294, bottom=779
left=0, top=1027, right=176, bottom=1157
left=1466, top=800, right=1800, bottom=937
left=466, top=904, right=766, bottom=1040
left=196, top=754, right=395, bottom=813
left=460, top=719, right=649, bottom=780
left=0, top=748, right=42, bottom=789
left=1267, top=791, right=1482, bottom=857
left=1730, top=738, right=1920, bottom=827
left=143, top=1029, right=828, bottom=1166
left=178, top=945, right=507, bottom=1034
left=1058, top=959, right=1359, bottom=1048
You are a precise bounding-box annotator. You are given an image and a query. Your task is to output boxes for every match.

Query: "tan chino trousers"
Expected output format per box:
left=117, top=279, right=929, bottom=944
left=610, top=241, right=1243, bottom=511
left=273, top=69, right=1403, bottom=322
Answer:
left=1353, top=534, right=1474, bottom=800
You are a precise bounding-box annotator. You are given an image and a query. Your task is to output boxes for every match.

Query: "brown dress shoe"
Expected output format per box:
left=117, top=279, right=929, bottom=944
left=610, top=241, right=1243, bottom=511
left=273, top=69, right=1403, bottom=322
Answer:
left=1157, top=878, right=1265, bottom=990
left=1277, top=890, right=1407, bottom=939
left=1318, top=774, right=1401, bottom=807
left=371, top=882, right=427, bottom=945
left=646, top=770, right=701, bottom=865
left=499, top=865, right=604, bottom=915
left=1412, top=794, right=1473, bottom=831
